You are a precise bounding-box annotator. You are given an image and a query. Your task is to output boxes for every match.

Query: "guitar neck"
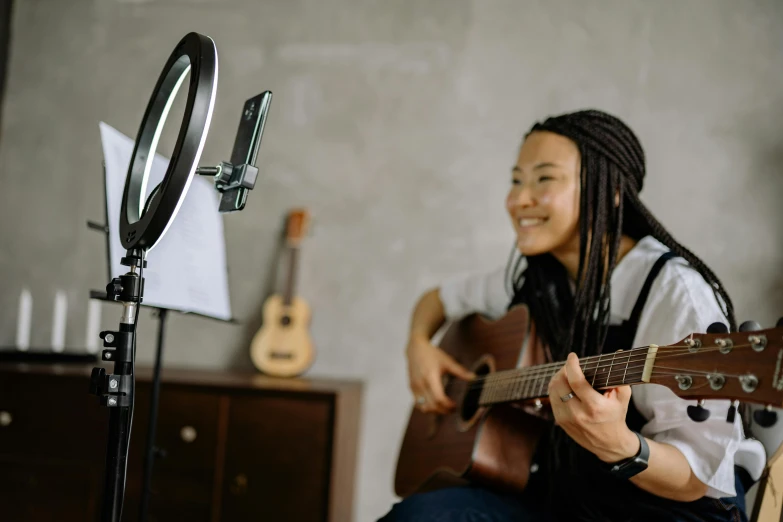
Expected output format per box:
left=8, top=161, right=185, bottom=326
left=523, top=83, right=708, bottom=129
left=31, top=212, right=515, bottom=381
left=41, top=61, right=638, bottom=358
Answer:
left=282, top=245, right=299, bottom=306
left=478, top=345, right=658, bottom=406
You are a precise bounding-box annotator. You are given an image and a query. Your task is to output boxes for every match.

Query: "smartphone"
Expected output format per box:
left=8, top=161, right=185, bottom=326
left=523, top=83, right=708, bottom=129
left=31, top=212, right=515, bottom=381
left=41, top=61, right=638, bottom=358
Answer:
left=219, top=91, right=272, bottom=212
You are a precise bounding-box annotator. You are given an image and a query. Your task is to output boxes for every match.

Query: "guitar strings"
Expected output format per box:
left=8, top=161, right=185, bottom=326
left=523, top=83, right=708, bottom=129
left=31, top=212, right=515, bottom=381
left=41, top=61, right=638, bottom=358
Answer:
left=473, top=369, right=751, bottom=406
left=466, top=345, right=706, bottom=390
left=474, top=341, right=758, bottom=392
left=473, top=344, right=673, bottom=384
left=462, top=341, right=763, bottom=399
left=477, top=365, right=745, bottom=405
left=477, top=371, right=648, bottom=404
left=509, top=339, right=761, bottom=379
left=470, top=341, right=759, bottom=386
left=477, top=367, right=738, bottom=406
left=479, top=366, right=748, bottom=400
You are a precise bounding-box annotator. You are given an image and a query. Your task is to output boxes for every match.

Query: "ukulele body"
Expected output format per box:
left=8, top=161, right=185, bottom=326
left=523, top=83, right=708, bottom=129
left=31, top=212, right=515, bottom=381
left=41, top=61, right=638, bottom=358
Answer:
left=250, top=294, right=315, bottom=377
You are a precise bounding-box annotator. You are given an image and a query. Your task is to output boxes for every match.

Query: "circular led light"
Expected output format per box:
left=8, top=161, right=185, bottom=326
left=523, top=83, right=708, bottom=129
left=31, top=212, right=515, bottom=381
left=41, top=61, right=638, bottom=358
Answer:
left=119, top=32, right=218, bottom=250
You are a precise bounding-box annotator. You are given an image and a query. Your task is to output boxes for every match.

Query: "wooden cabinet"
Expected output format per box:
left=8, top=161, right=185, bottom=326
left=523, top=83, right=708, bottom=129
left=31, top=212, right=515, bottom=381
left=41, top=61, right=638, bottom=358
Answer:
left=0, top=363, right=363, bottom=522
left=123, top=386, right=222, bottom=522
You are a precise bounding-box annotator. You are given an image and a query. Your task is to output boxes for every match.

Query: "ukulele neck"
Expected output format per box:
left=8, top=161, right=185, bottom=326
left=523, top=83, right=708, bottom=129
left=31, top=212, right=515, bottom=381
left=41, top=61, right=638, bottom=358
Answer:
left=282, top=245, right=299, bottom=306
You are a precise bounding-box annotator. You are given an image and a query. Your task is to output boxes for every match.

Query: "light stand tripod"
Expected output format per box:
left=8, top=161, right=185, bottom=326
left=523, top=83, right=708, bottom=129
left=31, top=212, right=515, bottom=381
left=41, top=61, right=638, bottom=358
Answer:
left=89, top=161, right=241, bottom=522
left=86, top=30, right=272, bottom=522
left=89, top=248, right=146, bottom=521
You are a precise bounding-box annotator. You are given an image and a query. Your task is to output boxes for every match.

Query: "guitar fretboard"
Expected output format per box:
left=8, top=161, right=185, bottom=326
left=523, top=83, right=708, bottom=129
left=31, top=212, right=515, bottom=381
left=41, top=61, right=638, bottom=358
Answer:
left=478, top=345, right=656, bottom=406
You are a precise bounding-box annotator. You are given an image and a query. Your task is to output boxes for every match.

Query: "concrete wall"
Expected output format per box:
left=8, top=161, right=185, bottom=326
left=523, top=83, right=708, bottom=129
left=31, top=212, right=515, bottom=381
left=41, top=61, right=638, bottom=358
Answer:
left=1, top=1, right=781, bottom=519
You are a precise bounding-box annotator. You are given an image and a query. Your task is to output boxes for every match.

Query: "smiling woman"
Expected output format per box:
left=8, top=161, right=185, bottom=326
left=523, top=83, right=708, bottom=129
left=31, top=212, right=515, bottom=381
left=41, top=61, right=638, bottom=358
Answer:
left=382, top=109, right=766, bottom=522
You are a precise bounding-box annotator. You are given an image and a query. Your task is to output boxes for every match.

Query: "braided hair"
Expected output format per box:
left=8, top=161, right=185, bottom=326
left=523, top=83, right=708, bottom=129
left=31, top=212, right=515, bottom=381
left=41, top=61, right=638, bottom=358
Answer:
left=507, top=109, right=735, bottom=363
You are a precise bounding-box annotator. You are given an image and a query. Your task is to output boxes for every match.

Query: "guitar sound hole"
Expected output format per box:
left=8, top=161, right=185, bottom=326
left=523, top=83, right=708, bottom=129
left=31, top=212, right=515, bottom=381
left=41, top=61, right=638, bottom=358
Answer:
left=459, top=362, right=491, bottom=422
left=280, top=315, right=291, bottom=326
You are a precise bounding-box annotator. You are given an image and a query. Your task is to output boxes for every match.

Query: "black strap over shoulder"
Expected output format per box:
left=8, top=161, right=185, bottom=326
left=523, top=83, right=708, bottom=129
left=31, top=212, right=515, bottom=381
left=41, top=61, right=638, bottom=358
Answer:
left=626, top=251, right=677, bottom=328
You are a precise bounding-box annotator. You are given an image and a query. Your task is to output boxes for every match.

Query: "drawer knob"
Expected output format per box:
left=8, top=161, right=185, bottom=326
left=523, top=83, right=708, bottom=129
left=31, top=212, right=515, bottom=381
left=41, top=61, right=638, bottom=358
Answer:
left=180, top=425, right=197, bottom=443
left=230, top=473, right=248, bottom=496
left=0, top=411, right=11, bottom=427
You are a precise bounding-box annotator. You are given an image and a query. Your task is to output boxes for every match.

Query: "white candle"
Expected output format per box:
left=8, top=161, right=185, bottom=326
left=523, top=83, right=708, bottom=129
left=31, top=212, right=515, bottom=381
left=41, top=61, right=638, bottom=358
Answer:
left=16, top=289, right=32, bottom=351
left=85, top=299, right=102, bottom=354
left=51, top=291, right=67, bottom=352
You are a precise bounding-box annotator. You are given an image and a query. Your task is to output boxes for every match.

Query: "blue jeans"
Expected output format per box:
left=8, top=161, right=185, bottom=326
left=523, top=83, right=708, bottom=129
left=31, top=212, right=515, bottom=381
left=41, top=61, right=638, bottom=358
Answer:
left=378, top=485, right=552, bottom=522
left=378, top=470, right=748, bottom=522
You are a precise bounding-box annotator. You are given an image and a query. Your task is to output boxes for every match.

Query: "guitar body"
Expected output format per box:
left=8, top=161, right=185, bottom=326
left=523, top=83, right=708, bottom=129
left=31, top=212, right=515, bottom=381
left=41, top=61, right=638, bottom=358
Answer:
left=250, top=294, right=315, bottom=377
left=393, top=305, right=783, bottom=501
left=394, top=305, right=550, bottom=497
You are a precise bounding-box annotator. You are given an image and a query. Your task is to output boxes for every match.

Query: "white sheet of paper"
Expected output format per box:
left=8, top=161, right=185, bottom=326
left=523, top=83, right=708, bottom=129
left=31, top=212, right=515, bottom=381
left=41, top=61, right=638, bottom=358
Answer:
left=98, top=122, right=232, bottom=321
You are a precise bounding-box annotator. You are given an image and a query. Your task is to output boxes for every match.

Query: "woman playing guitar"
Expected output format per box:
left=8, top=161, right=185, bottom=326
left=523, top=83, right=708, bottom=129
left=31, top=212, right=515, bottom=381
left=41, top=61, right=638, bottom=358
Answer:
left=379, top=110, right=765, bottom=521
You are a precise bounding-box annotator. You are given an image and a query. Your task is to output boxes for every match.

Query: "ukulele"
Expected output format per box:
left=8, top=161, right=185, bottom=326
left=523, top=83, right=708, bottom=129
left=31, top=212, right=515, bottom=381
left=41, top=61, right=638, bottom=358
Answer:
left=250, top=209, right=314, bottom=377
left=394, top=304, right=783, bottom=497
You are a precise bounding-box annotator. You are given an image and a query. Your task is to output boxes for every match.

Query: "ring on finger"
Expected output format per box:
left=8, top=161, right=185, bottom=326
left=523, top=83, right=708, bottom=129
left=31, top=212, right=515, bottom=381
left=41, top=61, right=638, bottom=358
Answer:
left=560, top=391, right=575, bottom=403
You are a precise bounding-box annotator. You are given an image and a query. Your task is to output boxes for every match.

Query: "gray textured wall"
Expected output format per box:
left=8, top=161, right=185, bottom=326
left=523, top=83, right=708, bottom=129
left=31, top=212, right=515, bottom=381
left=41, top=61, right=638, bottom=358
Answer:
left=1, top=1, right=782, bottom=520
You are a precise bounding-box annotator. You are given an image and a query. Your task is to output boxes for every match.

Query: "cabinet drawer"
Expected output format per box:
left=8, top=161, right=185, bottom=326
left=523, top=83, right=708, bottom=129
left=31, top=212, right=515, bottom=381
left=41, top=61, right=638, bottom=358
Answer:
left=0, top=456, right=101, bottom=522
left=0, top=372, right=107, bottom=461
left=220, top=393, right=334, bottom=522
left=122, top=384, right=220, bottom=522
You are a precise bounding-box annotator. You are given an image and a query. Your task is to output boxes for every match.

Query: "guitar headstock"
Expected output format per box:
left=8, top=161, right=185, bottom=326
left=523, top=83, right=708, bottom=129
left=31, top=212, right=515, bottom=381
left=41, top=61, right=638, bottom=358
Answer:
left=285, top=208, right=310, bottom=248
left=648, top=321, right=783, bottom=409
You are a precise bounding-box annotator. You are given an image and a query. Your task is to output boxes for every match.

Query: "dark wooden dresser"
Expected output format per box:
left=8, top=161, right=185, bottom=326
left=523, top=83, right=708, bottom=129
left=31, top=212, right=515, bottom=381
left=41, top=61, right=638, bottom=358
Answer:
left=0, top=362, right=363, bottom=522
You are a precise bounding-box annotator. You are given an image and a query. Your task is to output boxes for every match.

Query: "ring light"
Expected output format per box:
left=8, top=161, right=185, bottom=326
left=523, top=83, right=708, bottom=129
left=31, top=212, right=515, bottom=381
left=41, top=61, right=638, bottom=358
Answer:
left=119, top=31, right=218, bottom=250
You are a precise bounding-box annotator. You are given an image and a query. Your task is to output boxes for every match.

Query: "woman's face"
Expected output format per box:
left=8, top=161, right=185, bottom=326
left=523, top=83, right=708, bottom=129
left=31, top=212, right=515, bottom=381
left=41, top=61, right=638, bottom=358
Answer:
left=505, top=131, right=582, bottom=259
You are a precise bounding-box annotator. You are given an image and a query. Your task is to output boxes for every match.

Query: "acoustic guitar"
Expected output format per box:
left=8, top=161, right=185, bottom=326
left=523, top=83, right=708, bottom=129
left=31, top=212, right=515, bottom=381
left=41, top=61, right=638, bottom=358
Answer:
left=394, top=304, right=783, bottom=497
left=250, top=209, right=314, bottom=377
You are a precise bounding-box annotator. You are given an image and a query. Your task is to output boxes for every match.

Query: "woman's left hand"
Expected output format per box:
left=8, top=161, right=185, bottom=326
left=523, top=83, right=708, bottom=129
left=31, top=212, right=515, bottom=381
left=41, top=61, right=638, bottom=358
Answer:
left=548, top=352, right=640, bottom=463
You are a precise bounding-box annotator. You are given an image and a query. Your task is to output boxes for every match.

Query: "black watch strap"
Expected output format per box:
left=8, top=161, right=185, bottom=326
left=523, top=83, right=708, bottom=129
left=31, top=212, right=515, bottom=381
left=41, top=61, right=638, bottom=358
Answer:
left=607, top=431, right=649, bottom=479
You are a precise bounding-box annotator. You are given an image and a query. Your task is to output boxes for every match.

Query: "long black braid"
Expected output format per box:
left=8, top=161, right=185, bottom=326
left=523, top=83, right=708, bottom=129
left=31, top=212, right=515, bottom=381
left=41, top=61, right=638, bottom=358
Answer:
left=504, top=110, right=737, bottom=516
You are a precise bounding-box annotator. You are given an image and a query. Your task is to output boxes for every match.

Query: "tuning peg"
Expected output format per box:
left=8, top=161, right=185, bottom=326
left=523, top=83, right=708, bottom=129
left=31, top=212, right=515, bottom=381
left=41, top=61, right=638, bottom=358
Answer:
left=706, top=322, right=729, bottom=334
left=726, top=400, right=739, bottom=423
left=688, top=399, right=711, bottom=422
left=754, top=405, right=778, bottom=428
left=739, top=320, right=762, bottom=332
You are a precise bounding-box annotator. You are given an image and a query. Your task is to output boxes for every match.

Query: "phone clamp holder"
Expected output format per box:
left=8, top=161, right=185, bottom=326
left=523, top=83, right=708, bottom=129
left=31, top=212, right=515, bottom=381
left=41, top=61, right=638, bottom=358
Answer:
left=196, top=89, right=271, bottom=213
left=197, top=161, right=258, bottom=193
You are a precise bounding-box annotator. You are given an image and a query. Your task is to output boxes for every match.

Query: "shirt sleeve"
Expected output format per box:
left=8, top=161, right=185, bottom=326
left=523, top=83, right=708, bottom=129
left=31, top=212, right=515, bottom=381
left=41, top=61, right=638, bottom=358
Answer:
left=629, top=259, right=763, bottom=498
left=438, top=260, right=524, bottom=321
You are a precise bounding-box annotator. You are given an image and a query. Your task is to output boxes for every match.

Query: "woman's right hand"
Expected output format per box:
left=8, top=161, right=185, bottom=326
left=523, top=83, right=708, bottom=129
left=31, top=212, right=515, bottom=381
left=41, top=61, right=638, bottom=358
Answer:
left=406, top=334, right=475, bottom=414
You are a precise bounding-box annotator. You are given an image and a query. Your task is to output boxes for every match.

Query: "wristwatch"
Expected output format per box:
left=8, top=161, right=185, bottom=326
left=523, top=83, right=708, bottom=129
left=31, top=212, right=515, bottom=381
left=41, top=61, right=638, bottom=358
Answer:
left=606, top=431, right=649, bottom=479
